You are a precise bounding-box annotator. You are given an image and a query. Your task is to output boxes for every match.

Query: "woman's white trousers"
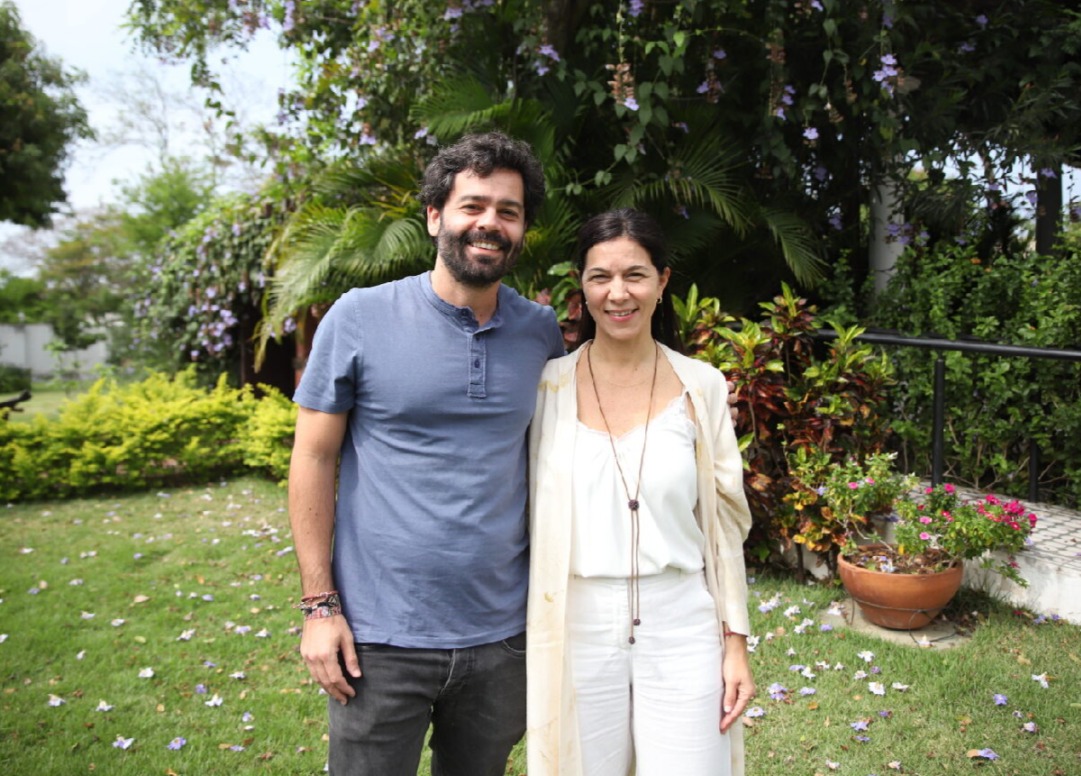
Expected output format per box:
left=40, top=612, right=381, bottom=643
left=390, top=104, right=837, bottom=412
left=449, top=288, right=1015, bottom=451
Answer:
left=567, top=569, right=730, bottom=776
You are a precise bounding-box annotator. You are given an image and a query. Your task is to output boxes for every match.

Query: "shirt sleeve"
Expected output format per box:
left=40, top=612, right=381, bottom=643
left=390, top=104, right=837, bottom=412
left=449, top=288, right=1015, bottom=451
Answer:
left=293, top=292, right=362, bottom=414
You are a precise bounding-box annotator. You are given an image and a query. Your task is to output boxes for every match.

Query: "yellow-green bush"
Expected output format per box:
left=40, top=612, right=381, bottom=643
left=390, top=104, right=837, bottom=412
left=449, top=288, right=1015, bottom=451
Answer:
left=240, top=385, right=298, bottom=483
left=0, top=369, right=292, bottom=501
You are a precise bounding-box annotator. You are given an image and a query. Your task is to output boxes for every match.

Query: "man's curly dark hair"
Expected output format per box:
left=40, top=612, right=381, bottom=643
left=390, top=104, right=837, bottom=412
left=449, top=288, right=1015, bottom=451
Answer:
left=419, top=132, right=546, bottom=226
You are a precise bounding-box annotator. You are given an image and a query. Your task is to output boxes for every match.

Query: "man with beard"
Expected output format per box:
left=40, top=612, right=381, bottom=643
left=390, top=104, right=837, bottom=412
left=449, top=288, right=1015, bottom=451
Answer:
left=288, top=132, right=564, bottom=776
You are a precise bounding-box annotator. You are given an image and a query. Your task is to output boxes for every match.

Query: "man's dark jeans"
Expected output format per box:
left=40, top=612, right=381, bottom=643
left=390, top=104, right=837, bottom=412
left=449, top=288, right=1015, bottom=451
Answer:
left=327, top=633, right=527, bottom=776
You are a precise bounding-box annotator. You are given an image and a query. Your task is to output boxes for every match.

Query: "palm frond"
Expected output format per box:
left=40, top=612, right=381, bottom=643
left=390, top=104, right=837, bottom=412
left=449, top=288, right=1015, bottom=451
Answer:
left=758, top=207, right=827, bottom=286
left=630, top=142, right=754, bottom=235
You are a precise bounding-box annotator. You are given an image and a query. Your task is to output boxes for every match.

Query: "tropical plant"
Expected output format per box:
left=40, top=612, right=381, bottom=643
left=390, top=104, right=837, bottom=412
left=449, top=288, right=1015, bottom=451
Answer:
left=784, top=450, right=914, bottom=575
left=684, top=283, right=895, bottom=573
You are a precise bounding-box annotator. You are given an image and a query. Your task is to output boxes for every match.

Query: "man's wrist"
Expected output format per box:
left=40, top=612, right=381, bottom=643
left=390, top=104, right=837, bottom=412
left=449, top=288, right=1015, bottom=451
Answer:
left=296, top=591, right=343, bottom=620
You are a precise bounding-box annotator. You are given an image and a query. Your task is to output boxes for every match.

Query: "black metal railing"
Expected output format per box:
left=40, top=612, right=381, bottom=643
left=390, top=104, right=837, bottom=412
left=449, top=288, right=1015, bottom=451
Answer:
left=814, top=328, right=1081, bottom=502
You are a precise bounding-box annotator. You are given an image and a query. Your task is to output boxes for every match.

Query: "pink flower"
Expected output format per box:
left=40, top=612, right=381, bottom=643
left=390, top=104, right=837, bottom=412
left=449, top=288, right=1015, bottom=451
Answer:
left=848, top=482, right=860, bottom=489
left=919, top=516, right=932, bottom=524
left=944, top=483, right=956, bottom=494
left=919, top=532, right=931, bottom=541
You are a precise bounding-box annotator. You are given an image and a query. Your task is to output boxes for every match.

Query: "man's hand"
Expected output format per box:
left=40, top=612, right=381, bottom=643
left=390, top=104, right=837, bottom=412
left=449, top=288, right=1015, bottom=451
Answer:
left=300, top=615, right=361, bottom=704
left=720, top=635, right=754, bottom=732
left=726, top=379, right=740, bottom=426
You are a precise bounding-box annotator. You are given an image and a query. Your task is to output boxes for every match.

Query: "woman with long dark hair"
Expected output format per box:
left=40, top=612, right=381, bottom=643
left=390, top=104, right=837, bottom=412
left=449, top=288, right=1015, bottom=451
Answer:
left=527, top=208, right=754, bottom=775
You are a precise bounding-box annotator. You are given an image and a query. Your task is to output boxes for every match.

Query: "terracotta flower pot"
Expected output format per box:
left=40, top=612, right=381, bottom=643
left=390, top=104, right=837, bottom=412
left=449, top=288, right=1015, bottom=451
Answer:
left=838, top=543, right=963, bottom=630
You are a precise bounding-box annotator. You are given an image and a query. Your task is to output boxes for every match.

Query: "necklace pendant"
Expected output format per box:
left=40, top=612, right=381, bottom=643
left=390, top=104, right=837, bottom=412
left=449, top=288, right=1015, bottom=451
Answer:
left=628, top=499, right=639, bottom=511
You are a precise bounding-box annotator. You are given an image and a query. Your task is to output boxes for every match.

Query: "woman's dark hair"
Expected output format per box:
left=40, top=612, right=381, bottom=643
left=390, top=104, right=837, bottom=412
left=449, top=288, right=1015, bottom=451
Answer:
left=574, top=208, right=684, bottom=352
left=419, top=131, right=546, bottom=226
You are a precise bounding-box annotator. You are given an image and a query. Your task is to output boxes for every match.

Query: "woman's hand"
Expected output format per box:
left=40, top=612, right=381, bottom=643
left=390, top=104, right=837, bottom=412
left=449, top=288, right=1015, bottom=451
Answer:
left=720, top=634, right=754, bottom=732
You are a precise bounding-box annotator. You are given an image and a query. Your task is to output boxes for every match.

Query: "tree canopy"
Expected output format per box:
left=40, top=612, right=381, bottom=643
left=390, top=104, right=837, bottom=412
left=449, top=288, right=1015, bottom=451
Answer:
left=127, top=0, right=1081, bottom=318
left=0, top=1, right=92, bottom=227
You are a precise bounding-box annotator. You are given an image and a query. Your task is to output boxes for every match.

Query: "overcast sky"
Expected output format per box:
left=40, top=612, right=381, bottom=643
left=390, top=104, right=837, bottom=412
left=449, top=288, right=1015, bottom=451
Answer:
left=1, top=0, right=291, bottom=272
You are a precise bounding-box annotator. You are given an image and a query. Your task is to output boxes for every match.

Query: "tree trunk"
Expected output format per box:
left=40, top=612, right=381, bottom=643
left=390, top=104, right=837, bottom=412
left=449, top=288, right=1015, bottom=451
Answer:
left=1034, top=160, right=1063, bottom=258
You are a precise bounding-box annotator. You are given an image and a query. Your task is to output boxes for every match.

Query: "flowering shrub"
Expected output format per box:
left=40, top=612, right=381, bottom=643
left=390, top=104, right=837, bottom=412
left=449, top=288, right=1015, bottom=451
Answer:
left=819, top=453, right=915, bottom=527
left=781, top=451, right=913, bottom=577
left=892, top=484, right=1038, bottom=586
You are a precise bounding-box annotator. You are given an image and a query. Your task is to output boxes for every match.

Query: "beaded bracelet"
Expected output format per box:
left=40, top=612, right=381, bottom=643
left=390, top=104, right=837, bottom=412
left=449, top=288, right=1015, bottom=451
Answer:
left=297, top=592, right=343, bottom=620
left=302, top=602, right=343, bottom=620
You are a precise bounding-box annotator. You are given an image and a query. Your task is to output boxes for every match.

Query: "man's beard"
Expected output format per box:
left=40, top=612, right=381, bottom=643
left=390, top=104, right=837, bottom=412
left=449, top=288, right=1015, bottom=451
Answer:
left=437, top=226, right=523, bottom=288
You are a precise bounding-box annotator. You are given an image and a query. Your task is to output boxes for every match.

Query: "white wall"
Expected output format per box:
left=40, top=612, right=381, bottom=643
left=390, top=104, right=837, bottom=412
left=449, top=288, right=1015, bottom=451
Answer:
left=0, top=323, right=108, bottom=378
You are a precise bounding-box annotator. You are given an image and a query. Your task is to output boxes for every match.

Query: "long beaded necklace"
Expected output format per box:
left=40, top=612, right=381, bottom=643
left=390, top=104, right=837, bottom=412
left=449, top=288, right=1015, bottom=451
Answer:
left=586, top=341, right=659, bottom=645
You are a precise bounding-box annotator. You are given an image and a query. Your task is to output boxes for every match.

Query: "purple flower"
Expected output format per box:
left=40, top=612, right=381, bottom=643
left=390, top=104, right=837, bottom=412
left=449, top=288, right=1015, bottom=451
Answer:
left=993, top=693, right=1008, bottom=706
left=444, top=7, right=462, bottom=20
left=538, top=44, right=560, bottom=61
left=113, top=736, right=135, bottom=750
left=803, top=127, right=819, bottom=141
left=628, top=0, right=644, bottom=17
left=744, top=706, right=765, bottom=718
left=976, top=14, right=989, bottom=28
left=851, top=720, right=869, bottom=731
left=1039, top=168, right=1057, bottom=179
left=167, top=737, right=187, bottom=750
left=623, top=97, right=639, bottom=111
left=713, top=48, right=727, bottom=60
left=975, top=749, right=999, bottom=760
left=958, top=41, right=976, bottom=54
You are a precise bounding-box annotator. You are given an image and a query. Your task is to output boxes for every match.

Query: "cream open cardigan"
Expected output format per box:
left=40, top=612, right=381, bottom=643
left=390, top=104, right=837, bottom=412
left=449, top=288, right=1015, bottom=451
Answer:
left=526, top=343, right=752, bottom=775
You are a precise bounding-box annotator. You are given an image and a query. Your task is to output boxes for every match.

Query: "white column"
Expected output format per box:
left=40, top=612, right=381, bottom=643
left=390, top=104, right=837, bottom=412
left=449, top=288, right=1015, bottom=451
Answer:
left=869, top=178, right=904, bottom=294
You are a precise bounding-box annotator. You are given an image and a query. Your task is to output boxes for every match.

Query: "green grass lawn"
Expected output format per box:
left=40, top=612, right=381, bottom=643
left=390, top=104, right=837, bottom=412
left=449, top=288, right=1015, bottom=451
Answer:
left=2, top=476, right=1078, bottom=775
